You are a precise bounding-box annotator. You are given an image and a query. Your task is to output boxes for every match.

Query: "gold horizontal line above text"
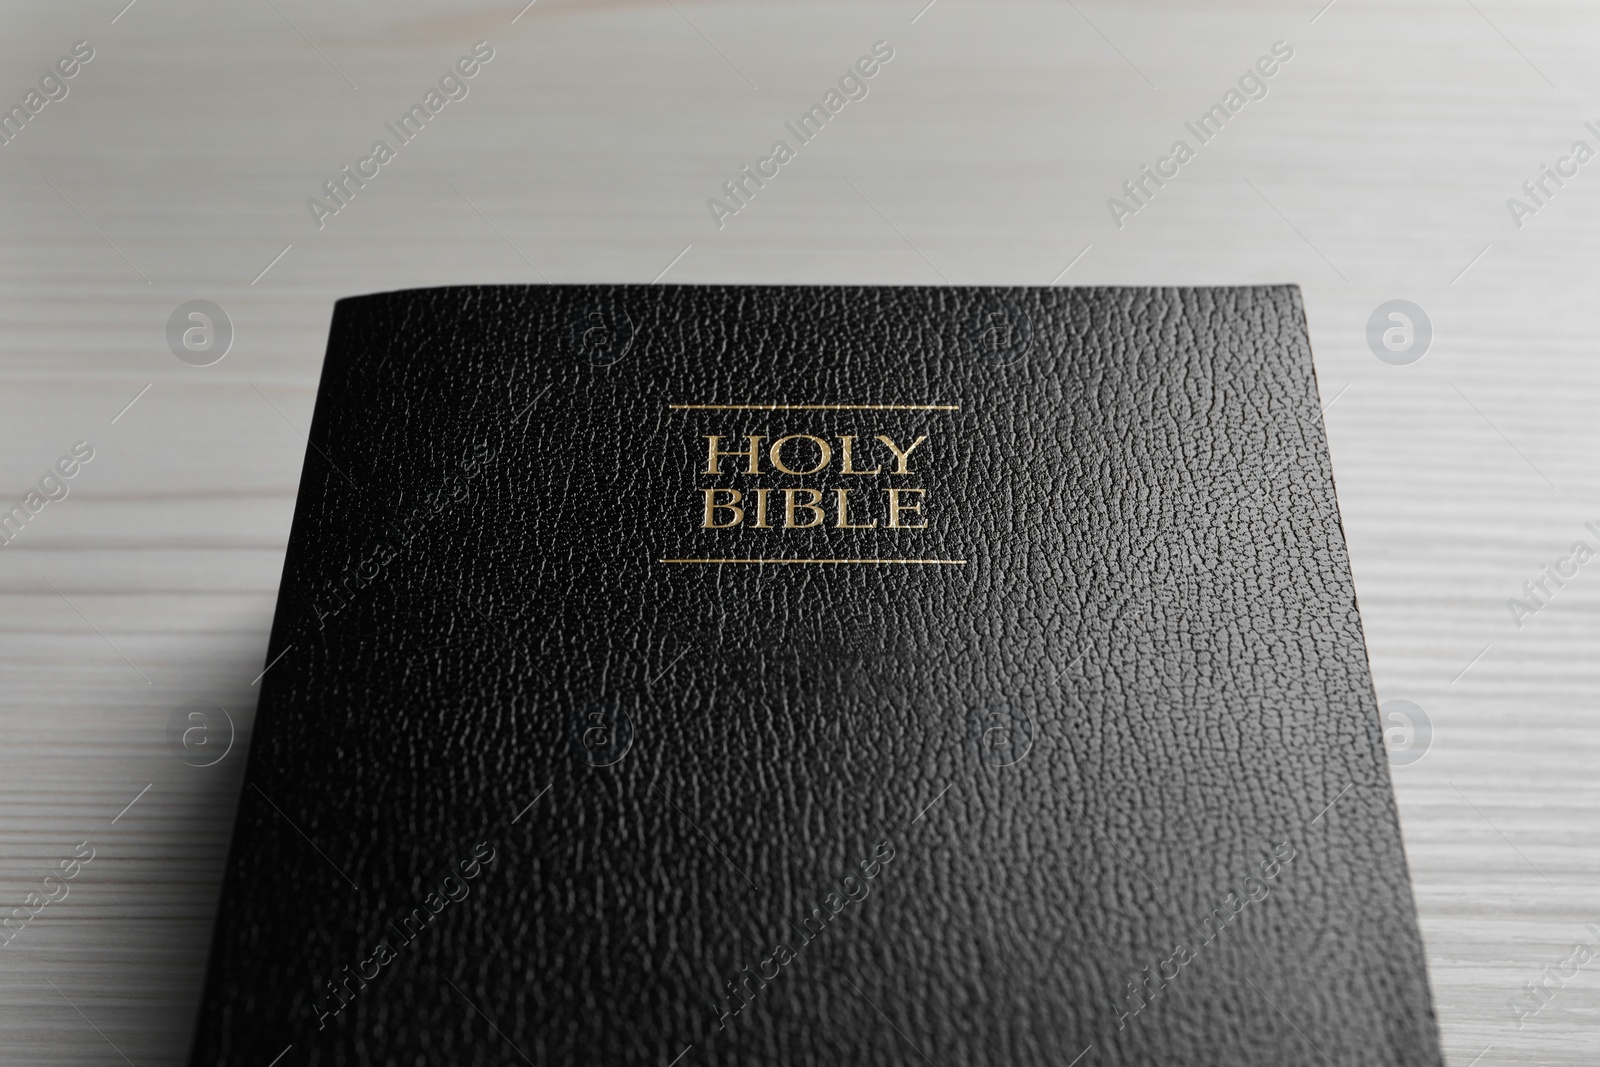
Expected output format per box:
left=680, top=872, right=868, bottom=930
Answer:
left=667, top=403, right=959, bottom=411
left=660, top=558, right=967, bottom=565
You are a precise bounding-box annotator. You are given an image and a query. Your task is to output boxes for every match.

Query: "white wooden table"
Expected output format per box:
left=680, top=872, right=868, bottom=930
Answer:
left=2, top=0, right=1597, bottom=1062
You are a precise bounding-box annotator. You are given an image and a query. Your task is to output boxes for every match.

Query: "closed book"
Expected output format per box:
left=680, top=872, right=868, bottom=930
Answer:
left=191, top=284, right=1443, bottom=1066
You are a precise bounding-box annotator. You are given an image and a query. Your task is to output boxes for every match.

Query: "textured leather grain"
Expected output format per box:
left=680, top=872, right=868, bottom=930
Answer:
left=191, top=285, right=1443, bottom=1066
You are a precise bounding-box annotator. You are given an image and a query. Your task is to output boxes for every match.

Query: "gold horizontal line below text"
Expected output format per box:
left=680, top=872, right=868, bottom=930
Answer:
left=660, top=558, right=968, bottom=565
left=667, top=403, right=959, bottom=411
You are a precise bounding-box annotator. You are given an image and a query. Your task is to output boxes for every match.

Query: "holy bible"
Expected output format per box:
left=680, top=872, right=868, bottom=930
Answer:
left=190, top=285, right=1443, bottom=1066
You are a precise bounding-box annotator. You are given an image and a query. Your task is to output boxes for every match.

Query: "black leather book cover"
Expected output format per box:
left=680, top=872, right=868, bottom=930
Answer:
left=191, top=285, right=1443, bottom=1067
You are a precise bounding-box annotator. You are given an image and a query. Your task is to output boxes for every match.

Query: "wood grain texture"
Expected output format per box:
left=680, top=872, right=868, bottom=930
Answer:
left=0, top=0, right=1596, bottom=1063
